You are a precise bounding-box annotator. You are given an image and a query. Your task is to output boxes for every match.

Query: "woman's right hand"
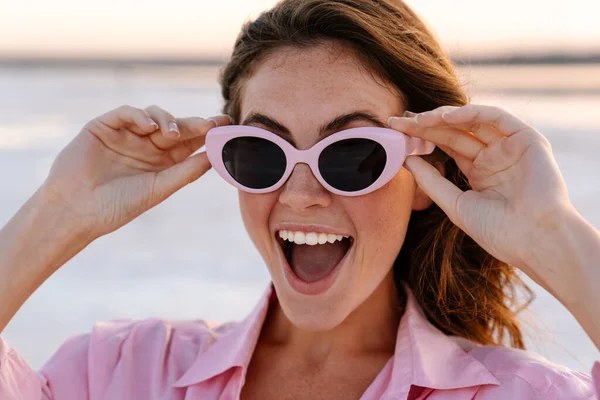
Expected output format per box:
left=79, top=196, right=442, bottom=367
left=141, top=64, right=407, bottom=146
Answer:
left=41, top=105, right=231, bottom=239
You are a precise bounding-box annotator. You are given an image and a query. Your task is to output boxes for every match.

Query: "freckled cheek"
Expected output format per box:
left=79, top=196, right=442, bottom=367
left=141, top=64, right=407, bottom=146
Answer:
left=239, top=192, right=280, bottom=255
left=345, top=174, right=416, bottom=256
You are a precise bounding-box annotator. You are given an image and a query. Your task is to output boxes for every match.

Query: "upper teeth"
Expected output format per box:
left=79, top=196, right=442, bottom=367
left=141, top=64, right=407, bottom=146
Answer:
left=278, top=230, right=349, bottom=246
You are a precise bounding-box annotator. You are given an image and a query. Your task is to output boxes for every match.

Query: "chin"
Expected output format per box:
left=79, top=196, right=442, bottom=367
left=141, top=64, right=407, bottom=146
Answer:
left=274, top=282, right=356, bottom=332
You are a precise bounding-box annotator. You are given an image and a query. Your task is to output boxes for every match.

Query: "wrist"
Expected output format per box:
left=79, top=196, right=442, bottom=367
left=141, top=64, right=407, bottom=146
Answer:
left=524, top=204, right=600, bottom=309
left=36, top=181, right=98, bottom=244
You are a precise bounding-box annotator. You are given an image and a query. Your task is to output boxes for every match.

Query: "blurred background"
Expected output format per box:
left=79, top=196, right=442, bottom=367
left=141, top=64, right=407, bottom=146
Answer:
left=1, top=0, right=599, bottom=374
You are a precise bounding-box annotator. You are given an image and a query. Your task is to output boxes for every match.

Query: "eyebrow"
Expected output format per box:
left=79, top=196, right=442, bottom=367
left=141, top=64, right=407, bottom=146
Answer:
left=241, top=111, right=387, bottom=141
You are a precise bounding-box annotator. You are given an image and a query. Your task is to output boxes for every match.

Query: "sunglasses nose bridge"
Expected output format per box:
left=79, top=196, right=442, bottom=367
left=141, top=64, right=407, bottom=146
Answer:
left=278, top=162, right=331, bottom=210
left=285, top=146, right=321, bottom=179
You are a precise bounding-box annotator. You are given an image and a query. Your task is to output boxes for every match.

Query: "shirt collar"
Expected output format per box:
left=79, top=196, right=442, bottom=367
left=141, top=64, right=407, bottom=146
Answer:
left=385, top=283, right=500, bottom=395
left=172, top=282, right=500, bottom=392
left=172, top=283, right=274, bottom=388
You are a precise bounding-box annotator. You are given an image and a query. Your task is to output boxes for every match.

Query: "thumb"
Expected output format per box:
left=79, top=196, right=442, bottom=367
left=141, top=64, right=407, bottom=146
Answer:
left=405, top=155, right=464, bottom=225
left=153, top=152, right=212, bottom=201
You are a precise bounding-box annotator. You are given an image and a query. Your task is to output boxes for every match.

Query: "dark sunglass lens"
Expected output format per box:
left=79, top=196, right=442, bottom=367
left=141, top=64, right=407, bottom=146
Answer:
left=222, top=137, right=286, bottom=189
left=318, top=139, right=386, bottom=192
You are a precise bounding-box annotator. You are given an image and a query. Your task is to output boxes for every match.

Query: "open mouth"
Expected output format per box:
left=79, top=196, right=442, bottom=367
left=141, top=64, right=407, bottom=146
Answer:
left=276, top=230, right=354, bottom=284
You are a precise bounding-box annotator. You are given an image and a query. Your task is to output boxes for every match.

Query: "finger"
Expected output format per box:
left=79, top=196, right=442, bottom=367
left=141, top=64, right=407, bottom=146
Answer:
left=389, top=116, right=485, bottom=160
left=403, top=106, right=459, bottom=119
left=440, top=104, right=531, bottom=137
left=404, top=155, right=464, bottom=226
left=435, top=143, right=495, bottom=186
left=152, top=152, right=212, bottom=203
left=97, top=105, right=159, bottom=133
left=405, top=108, right=504, bottom=145
left=399, top=120, right=474, bottom=173
left=145, top=105, right=181, bottom=140
left=436, top=144, right=474, bottom=176
left=148, top=115, right=232, bottom=151
left=176, top=115, right=232, bottom=140
left=169, top=136, right=207, bottom=164
left=455, top=123, right=503, bottom=145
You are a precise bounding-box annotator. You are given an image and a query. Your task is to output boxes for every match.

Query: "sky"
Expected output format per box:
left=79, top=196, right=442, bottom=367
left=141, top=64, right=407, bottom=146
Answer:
left=0, top=0, right=599, bottom=58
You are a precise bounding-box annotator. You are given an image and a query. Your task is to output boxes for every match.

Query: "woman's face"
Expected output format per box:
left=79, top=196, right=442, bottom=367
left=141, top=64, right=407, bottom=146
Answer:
left=238, top=43, right=432, bottom=331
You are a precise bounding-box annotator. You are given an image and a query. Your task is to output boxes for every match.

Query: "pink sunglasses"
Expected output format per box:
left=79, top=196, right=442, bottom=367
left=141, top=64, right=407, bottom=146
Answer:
left=205, top=125, right=435, bottom=196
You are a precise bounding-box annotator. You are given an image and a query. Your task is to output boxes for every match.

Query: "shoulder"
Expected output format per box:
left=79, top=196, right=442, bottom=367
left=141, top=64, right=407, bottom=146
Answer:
left=87, top=317, right=239, bottom=363
left=41, top=317, right=239, bottom=387
left=88, top=317, right=237, bottom=350
left=452, top=337, right=595, bottom=399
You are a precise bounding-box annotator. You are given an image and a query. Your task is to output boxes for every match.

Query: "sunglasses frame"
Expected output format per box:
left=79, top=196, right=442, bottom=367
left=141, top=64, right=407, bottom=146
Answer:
left=205, top=125, right=435, bottom=196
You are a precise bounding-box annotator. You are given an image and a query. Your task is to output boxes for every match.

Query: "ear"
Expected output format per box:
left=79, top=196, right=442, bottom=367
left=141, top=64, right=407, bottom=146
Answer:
left=411, top=160, right=445, bottom=211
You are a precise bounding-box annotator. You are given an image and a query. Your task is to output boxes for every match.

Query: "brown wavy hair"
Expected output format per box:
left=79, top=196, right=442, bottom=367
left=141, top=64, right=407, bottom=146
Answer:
left=218, top=0, right=533, bottom=348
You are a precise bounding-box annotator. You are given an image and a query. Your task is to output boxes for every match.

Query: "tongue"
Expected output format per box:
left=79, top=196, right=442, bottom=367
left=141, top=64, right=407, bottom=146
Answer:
left=290, top=241, right=347, bottom=283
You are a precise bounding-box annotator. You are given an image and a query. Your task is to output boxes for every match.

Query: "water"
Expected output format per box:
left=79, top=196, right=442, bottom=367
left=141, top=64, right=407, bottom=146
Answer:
left=0, top=64, right=599, bottom=374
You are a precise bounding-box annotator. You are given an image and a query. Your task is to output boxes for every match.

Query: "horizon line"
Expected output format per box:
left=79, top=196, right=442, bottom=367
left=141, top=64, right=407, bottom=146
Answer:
left=0, top=51, right=599, bottom=68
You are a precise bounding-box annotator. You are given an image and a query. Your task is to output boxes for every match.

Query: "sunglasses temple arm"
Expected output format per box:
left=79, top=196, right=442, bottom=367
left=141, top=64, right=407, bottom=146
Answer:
left=406, top=137, right=436, bottom=156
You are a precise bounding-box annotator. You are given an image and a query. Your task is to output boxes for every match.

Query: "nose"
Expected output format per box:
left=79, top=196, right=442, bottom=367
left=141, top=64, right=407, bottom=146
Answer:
left=278, top=163, right=332, bottom=211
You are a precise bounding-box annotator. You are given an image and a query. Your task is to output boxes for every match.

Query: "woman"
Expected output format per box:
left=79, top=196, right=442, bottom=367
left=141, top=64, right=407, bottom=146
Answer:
left=1, top=0, right=599, bottom=398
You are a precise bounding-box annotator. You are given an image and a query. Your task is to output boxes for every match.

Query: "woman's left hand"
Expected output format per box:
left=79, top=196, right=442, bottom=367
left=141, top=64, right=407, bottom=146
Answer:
left=388, top=105, right=573, bottom=287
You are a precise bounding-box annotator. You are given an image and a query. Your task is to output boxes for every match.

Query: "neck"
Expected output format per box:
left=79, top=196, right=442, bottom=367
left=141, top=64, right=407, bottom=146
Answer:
left=260, top=270, right=403, bottom=363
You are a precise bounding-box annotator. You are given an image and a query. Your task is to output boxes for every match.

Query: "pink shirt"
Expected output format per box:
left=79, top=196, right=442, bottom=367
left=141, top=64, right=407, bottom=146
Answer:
left=1, top=282, right=598, bottom=399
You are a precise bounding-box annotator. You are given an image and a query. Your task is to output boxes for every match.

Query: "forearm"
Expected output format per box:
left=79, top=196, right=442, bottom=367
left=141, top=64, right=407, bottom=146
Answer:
left=0, top=186, right=94, bottom=333
left=526, top=205, right=600, bottom=349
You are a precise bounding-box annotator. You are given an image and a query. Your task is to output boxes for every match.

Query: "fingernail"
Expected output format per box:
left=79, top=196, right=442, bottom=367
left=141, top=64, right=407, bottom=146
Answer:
left=387, top=116, right=399, bottom=125
left=208, top=114, right=233, bottom=127
left=403, top=111, right=417, bottom=117
left=147, top=118, right=159, bottom=129
left=168, top=121, right=180, bottom=138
